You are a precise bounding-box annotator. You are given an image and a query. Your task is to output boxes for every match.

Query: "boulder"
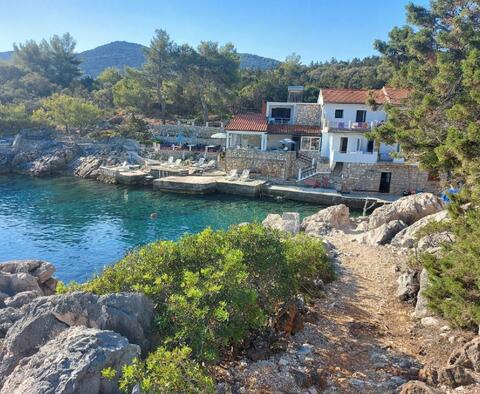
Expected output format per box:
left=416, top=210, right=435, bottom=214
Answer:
left=0, top=272, right=41, bottom=297
left=448, top=337, right=480, bottom=372
left=0, top=326, right=140, bottom=394
left=0, top=307, right=23, bottom=338
left=4, top=291, right=39, bottom=309
left=301, top=204, right=350, bottom=235
left=414, top=269, right=432, bottom=319
left=398, top=380, right=442, bottom=394
left=417, top=231, right=455, bottom=254
left=29, top=147, right=78, bottom=176
left=437, top=365, right=475, bottom=388
left=0, top=260, right=57, bottom=296
left=356, top=220, right=407, bottom=246
left=391, top=210, right=449, bottom=248
left=74, top=155, right=103, bottom=178
left=282, top=212, right=300, bottom=234
left=0, top=292, right=154, bottom=385
left=262, top=212, right=300, bottom=234
left=396, top=271, right=420, bottom=302
left=368, top=193, right=445, bottom=230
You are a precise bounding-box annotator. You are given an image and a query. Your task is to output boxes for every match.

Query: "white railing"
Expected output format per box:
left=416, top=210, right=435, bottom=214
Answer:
left=324, top=120, right=383, bottom=131
left=332, top=150, right=378, bottom=164
left=268, top=117, right=292, bottom=125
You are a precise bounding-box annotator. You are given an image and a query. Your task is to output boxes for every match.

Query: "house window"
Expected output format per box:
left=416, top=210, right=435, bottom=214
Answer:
left=340, top=137, right=348, bottom=153
left=356, top=110, right=367, bottom=122
left=300, top=137, right=321, bottom=151
left=335, top=109, right=344, bottom=118
left=367, top=140, right=374, bottom=153
left=271, top=107, right=291, bottom=123
left=356, top=138, right=361, bottom=151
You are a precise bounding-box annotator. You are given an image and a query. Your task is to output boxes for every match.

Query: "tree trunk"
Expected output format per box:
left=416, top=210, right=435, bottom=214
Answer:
left=200, top=97, right=209, bottom=125
left=160, top=98, right=166, bottom=125
left=156, top=80, right=166, bottom=125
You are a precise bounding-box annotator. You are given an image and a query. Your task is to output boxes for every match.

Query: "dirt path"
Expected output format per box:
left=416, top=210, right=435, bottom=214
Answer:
left=219, top=231, right=470, bottom=393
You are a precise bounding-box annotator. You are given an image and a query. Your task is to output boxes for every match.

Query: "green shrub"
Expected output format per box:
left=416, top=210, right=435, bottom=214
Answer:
left=68, top=223, right=332, bottom=361
left=117, top=346, right=214, bottom=394
left=420, top=205, right=480, bottom=329
left=284, top=233, right=335, bottom=295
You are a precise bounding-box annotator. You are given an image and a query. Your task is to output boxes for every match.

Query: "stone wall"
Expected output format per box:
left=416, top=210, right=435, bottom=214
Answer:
left=294, top=104, right=322, bottom=126
left=335, top=162, right=441, bottom=194
left=225, top=149, right=296, bottom=180
left=299, top=161, right=441, bottom=195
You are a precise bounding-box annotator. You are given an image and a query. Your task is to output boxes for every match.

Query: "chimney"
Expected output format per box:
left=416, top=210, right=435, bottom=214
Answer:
left=288, top=86, right=304, bottom=103
left=261, top=100, right=267, bottom=116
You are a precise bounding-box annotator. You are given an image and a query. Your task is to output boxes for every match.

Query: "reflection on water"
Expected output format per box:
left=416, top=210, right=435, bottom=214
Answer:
left=0, top=175, right=324, bottom=283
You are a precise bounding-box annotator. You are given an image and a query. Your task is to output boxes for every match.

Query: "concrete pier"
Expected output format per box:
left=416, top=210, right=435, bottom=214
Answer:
left=265, top=185, right=396, bottom=209
left=153, top=176, right=266, bottom=197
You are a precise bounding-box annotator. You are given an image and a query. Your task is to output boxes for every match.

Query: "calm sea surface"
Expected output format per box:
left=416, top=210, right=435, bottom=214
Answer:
left=0, top=175, right=325, bottom=283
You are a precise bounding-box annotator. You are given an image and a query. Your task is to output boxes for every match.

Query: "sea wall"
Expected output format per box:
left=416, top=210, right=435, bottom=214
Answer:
left=225, top=149, right=296, bottom=180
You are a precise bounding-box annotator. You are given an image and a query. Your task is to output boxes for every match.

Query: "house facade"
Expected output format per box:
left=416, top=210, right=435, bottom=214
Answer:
left=225, top=86, right=440, bottom=195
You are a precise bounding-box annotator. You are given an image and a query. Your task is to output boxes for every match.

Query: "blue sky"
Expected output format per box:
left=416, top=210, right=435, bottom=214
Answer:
left=0, top=0, right=429, bottom=63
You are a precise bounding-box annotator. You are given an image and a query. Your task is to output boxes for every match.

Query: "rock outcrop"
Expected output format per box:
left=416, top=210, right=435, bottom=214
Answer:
left=356, top=220, right=407, bottom=246
left=396, top=271, right=420, bottom=302
left=262, top=212, right=300, bottom=234
left=0, top=130, right=140, bottom=178
left=0, top=326, right=139, bottom=394
left=301, top=204, right=351, bottom=236
left=0, top=260, right=57, bottom=298
left=414, top=269, right=432, bottom=319
left=391, top=210, right=449, bottom=248
left=401, top=336, right=480, bottom=392
left=0, top=291, right=154, bottom=388
left=368, top=193, right=445, bottom=230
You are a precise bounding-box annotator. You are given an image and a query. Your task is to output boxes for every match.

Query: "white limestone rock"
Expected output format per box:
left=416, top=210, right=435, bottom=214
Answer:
left=368, top=193, right=445, bottom=230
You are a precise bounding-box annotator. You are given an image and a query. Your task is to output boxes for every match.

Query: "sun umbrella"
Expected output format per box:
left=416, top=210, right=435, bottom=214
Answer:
left=211, top=132, right=227, bottom=139
left=280, top=138, right=296, bottom=145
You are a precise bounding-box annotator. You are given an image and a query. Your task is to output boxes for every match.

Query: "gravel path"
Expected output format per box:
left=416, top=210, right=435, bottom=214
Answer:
left=218, top=231, right=471, bottom=393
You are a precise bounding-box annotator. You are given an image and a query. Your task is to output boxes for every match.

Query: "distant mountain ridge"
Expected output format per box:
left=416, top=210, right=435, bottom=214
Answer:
left=0, top=41, right=280, bottom=77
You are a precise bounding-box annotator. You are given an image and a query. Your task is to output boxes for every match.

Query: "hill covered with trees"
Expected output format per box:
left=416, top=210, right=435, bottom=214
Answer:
left=0, top=41, right=281, bottom=77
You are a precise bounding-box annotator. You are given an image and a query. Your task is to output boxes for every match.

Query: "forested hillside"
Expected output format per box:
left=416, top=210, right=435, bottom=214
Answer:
left=0, top=30, right=392, bottom=131
left=0, top=41, right=281, bottom=77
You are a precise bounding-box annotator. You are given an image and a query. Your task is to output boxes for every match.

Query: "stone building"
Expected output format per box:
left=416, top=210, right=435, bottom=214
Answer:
left=225, top=86, right=441, bottom=195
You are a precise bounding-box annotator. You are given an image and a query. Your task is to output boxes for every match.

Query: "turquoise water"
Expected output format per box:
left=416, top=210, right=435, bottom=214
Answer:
left=0, top=175, right=324, bottom=283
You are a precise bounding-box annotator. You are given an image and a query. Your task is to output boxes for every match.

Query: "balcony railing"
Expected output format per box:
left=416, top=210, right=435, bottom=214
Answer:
left=323, top=120, right=383, bottom=131
left=268, top=117, right=292, bottom=125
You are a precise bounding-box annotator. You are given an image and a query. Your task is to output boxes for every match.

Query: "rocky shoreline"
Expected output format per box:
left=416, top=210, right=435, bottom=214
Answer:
left=0, top=130, right=142, bottom=180
left=0, top=180, right=478, bottom=392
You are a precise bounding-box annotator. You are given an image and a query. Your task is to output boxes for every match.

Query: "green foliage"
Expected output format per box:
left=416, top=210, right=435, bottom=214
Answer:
left=284, top=233, right=335, bottom=295
left=118, top=347, right=215, bottom=394
left=66, top=224, right=333, bottom=361
left=101, top=367, right=117, bottom=380
left=112, top=70, right=150, bottom=113
left=13, top=33, right=81, bottom=87
left=143, top=29, right=178, bottom=123
left=372, top=0, right=480, bottom=187
left=32, top=93, right=102, bottom=133
left=0, top=103, right=33, bottom=134
left=117, top=114, right=150, bottom=141
left=420, top=204, right=480, bottom=329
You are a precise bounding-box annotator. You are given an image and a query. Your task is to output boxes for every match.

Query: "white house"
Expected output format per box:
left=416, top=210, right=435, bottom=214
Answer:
left=318, top=87, right=409, bottom=169
left=224, top=86, right=435, bottom=194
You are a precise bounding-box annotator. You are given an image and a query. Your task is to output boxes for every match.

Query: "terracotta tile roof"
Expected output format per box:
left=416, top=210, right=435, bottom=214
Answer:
left=226, top=112, right=268, bottom=132
left=226, top=113, right=321, bottom=135
left=320, top=87, right=409, bottom=105
left=382, top=87, right=410, bottom=105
